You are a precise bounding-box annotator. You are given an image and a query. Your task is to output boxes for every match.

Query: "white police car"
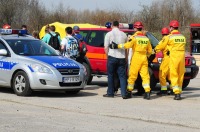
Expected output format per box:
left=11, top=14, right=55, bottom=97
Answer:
left=0, top=29, right=87, bottom=96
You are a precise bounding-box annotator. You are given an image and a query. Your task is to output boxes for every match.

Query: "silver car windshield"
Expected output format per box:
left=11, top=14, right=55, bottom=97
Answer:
left=5, top=39, right=59, bottom=56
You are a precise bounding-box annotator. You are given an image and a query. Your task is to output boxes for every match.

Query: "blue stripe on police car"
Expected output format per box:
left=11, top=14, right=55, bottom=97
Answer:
left=27, top=56, right=80, bottom=69
left=0, top=61, right=17, bottom=70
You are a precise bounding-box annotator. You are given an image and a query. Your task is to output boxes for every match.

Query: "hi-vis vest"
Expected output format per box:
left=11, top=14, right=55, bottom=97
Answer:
left=168, top=33, right=186, bottom=51
left=134, top=35, right=150, bottom=52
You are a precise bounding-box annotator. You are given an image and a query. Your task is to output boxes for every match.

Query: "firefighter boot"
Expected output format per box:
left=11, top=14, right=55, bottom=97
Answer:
left=143, top=92, right=150, bottom=100
left=174, top=94, right=181, bottom=100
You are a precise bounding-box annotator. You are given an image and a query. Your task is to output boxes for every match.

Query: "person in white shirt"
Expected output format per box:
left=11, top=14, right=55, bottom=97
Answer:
left=104, top=21, right=130, bottom=99
left=61, top=27, right=79, bottom=60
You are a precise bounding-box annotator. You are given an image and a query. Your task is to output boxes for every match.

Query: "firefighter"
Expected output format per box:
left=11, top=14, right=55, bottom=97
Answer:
left=154, top=20, right=186, bottom=100
left=155, top=27, right=170, bottom=95
left=109, top=21, right=153, bottom=100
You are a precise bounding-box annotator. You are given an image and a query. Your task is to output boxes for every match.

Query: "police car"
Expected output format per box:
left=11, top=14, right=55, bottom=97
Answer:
left=0, top=29, right=87, bottom=96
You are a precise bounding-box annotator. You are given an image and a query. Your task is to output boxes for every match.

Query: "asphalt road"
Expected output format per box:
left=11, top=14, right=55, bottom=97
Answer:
left=0, top=73, right=200, bottom=132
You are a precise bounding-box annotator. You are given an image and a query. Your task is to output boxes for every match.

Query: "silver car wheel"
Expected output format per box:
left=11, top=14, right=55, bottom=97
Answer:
left=15, top=75, right=26, bottom=93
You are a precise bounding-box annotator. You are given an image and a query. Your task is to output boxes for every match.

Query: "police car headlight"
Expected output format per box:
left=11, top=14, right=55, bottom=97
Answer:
left=31, top=64, right=53, bottom=74
left=157, top=58, right=162, bottom=63
left=192, top=58, right=196, bottom=65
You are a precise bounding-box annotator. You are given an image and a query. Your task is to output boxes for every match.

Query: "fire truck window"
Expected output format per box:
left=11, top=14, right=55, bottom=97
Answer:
left=88, top=31, right=106, bottom=47
left=79, top=30, right=89, bottom=42
left=146, top=32, right=159, bottom=48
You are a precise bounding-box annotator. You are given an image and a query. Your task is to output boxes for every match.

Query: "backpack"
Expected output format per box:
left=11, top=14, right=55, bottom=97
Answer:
left=66, top=36, right=79, bottom=58
left=73, top=35, right=87, bottom=57
left=48, top=33, right=60, bottom=50
left=79, top=42, right=87, bottom=56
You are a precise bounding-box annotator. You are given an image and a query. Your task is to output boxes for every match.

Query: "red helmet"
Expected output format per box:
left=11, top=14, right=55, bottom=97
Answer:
left=134, top=21, right=143, bottom=29
left=169, top=20, right=179, bottom=28
left=161, top=27, right=169, bottom=35
left=3, top=24, right=11, bottom=29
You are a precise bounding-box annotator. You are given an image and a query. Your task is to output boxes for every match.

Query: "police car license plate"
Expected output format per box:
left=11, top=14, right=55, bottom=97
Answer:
left=185, top=68, right=191, bottom=73
left=63, top=77, right=80, bottom=83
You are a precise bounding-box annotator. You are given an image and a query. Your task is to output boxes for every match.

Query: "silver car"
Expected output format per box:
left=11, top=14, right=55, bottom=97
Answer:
left=0, top=29, right=87, bottom=96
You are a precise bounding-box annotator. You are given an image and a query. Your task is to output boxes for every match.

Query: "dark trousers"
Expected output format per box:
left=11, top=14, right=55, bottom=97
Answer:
left=107, top=56, right=127, bottom=96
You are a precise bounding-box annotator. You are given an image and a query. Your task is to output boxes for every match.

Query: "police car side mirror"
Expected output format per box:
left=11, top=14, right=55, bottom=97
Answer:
left=0, top=49, right=8, bottom=56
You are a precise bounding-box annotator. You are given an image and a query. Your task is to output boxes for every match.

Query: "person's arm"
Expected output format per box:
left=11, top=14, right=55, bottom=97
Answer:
left=58, top=35, right=62, bottom=44
left=154, top=36, right=169, bottom=53
left=118, top=37, right=135, bottom=49
left=104, top=33, right=110, bottom=58
left=147, top=41, right=153, bottom=57
left=41, top=34, right=49, bottom=43
left=61, top=38, right=67, bottom=53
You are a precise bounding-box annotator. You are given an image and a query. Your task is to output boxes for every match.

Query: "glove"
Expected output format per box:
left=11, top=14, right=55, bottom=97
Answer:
left=109, top=41, right=118, bottom=49
left=148, top=53, right=156, bottom=62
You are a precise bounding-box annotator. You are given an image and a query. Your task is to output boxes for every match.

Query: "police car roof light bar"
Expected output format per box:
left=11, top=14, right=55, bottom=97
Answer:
left=105, top=22, right=133, bottom=29
left=0, top=29, right=27, bottom=35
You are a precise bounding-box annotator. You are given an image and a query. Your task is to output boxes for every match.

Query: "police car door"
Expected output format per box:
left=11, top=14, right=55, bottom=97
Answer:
left=0, top=41, right=11, bottom=86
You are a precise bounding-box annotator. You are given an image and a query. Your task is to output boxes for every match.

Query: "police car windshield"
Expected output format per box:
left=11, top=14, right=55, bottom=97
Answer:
left=6, top=39, right=59, bottom=56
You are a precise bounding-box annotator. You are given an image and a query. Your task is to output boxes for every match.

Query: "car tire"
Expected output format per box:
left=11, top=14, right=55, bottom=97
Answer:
left=65, top=90, right=80, bottom=95
left=12, top=71, right=32, bottom=96
left=83, top=62, right=93, bottom=84
left=182, top=79, right=190, bottom=89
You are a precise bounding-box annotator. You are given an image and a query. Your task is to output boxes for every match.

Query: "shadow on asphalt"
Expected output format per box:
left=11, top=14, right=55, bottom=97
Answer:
left=89, top=81, right=108, bottom=87
left=0, top=87, right=14, bottom=94
left=31, top=91, right=98, bottom=98
left=0, top=87, right=97, bottom=98
left=83, top=80, right=108, bottom=90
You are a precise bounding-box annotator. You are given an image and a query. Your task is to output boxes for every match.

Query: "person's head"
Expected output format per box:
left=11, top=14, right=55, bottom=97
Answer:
left=32, top=31, right=40, bottom=39
left=45, top=24, right=50, bottom=33
left=169, top=20, right=179, bottom=32
left=65, top=26, right=73, bottom=35
left=105, top=22, right=112, bottom=28
left=133, top=21, right=143, bottom=31
left=21, top=25, right=27, bottom=30
left=3, top=24, right=11, bottom=29
left=73, top=26, right=80, bottom=34
left=112, top=21, right=119, bottom=28
left=50, top=25, right=56, bottom=32
left=161, top=27, right=169, bottom=36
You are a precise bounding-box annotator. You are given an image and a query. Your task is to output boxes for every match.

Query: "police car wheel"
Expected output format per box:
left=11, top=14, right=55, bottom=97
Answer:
left=12, top=71, right=32, bottom=96
left=83, top=62, right=93, bottom=84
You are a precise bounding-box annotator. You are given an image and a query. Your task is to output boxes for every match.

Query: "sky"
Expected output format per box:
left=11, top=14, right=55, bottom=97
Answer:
left=40, top=0, right=199, bottom=12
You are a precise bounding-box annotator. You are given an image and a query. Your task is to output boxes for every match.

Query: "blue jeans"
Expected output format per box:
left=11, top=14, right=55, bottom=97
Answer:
left=107, top=56, right=127, bottom=96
